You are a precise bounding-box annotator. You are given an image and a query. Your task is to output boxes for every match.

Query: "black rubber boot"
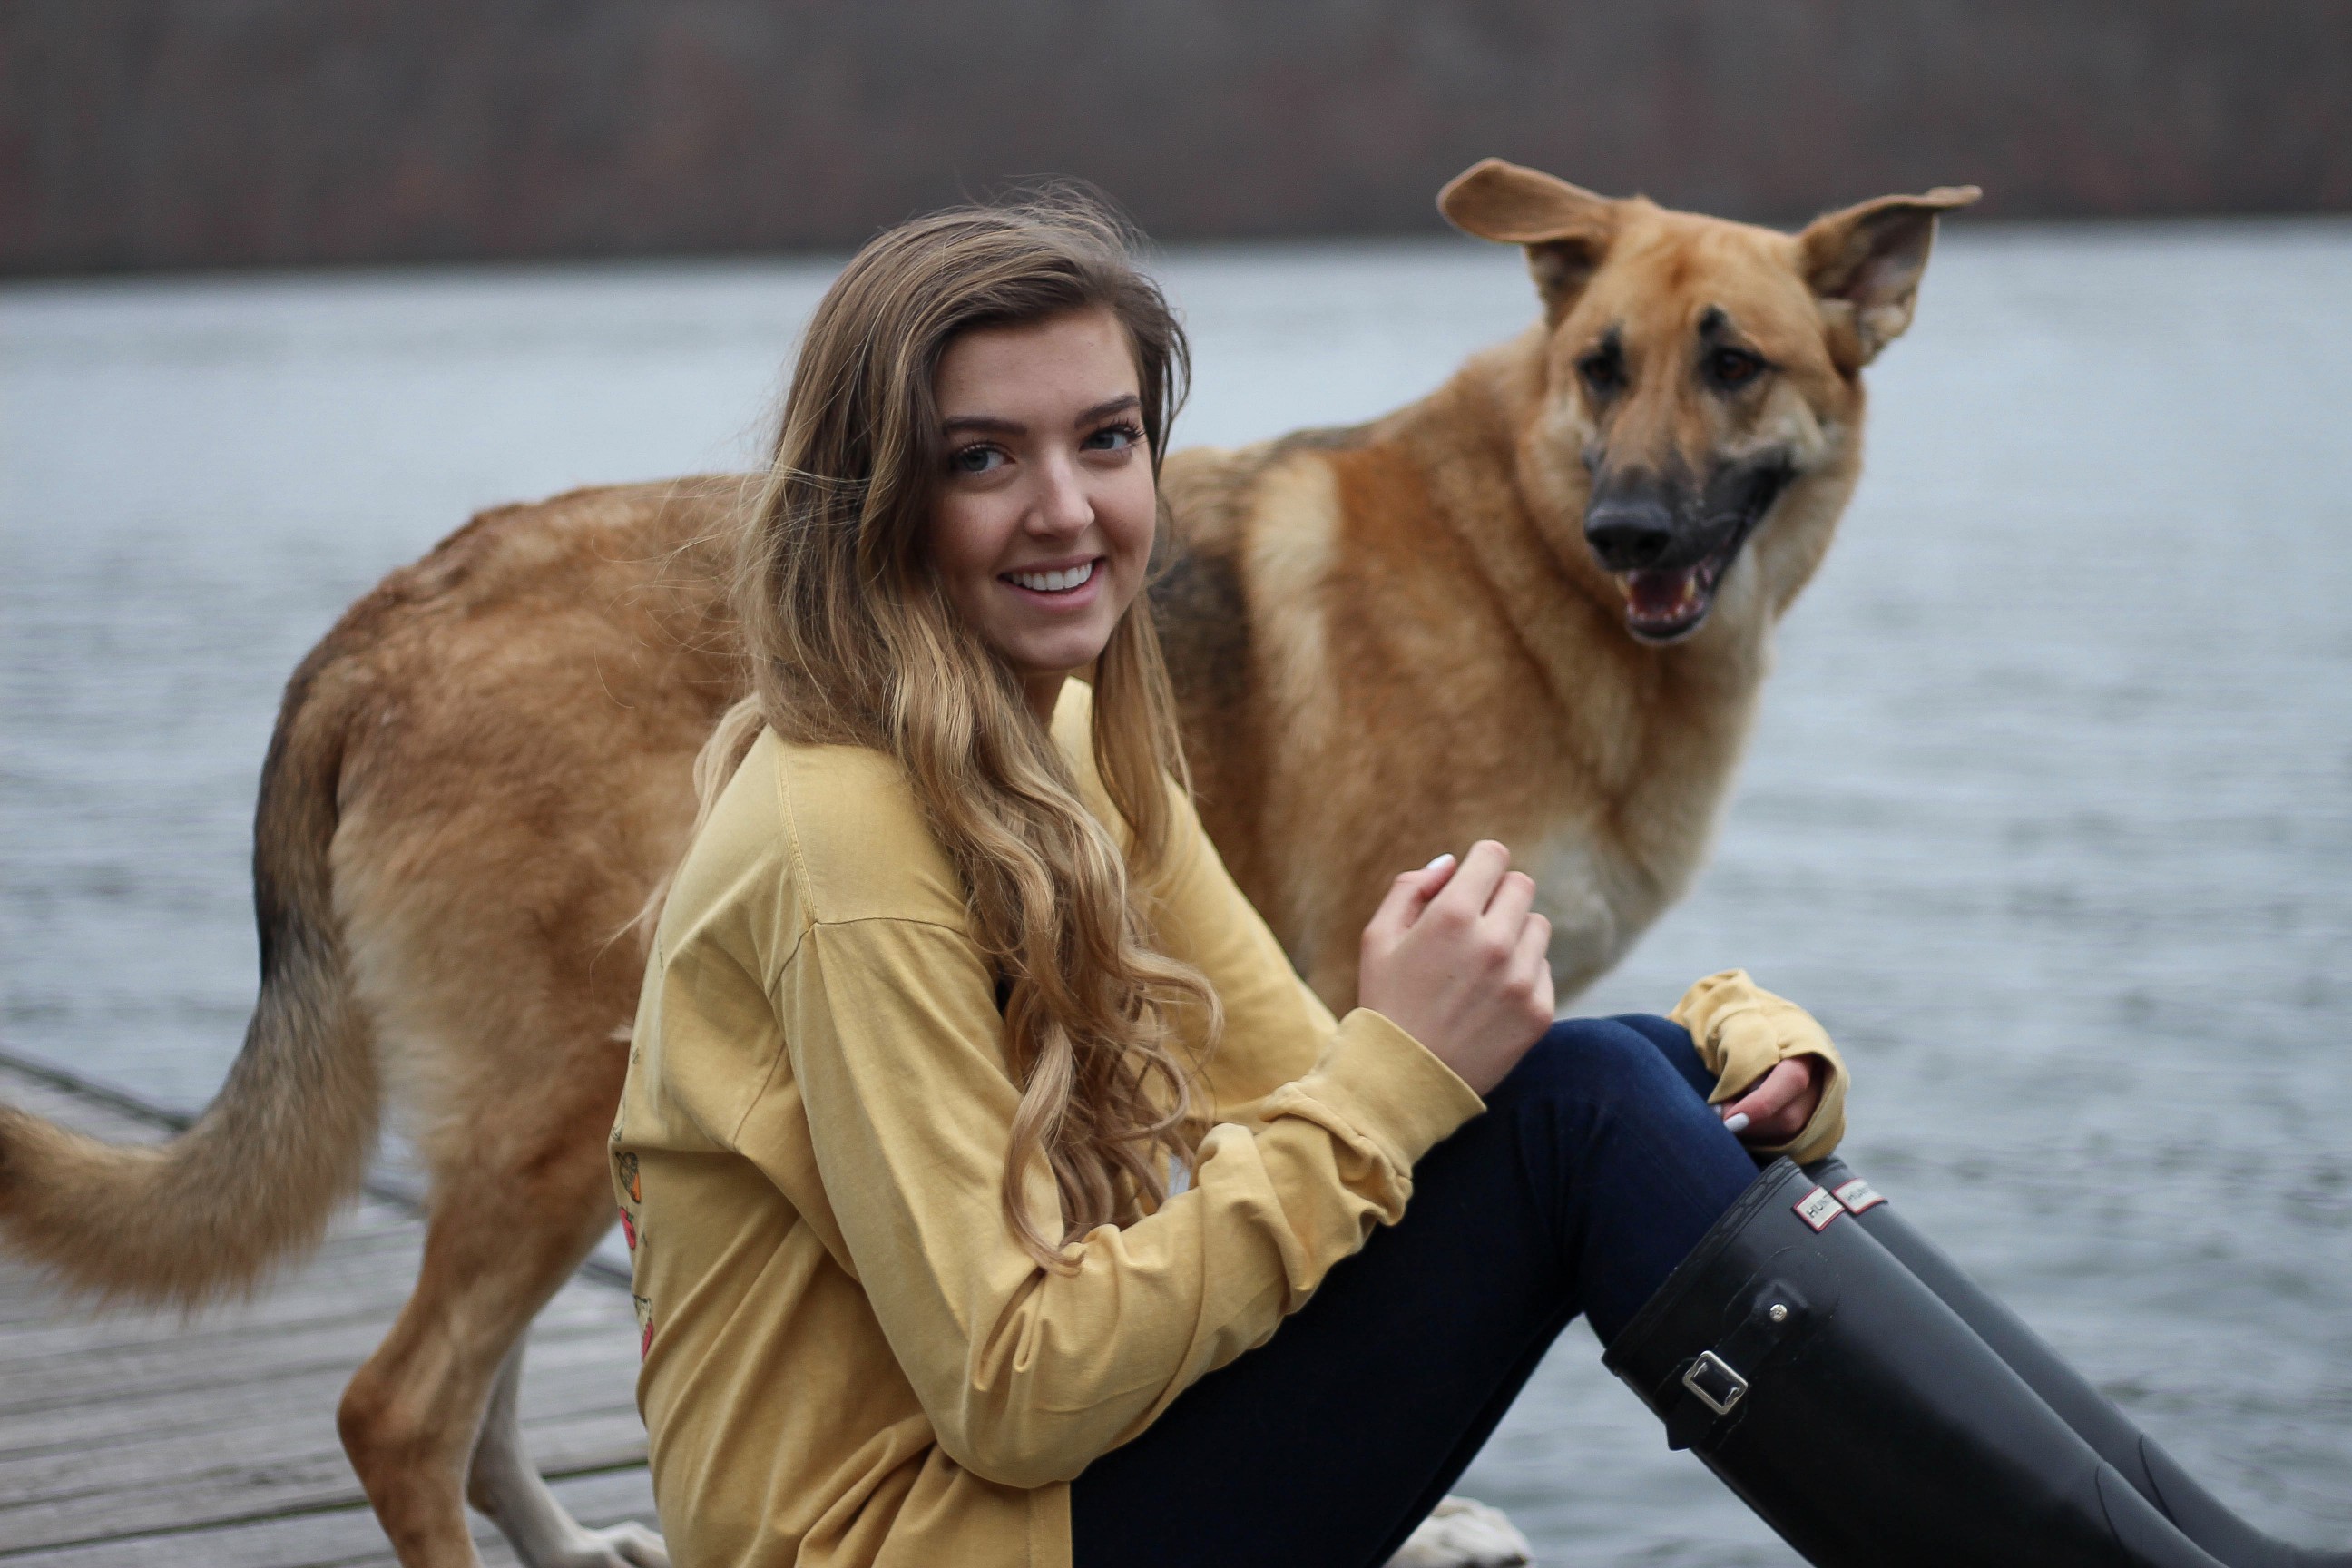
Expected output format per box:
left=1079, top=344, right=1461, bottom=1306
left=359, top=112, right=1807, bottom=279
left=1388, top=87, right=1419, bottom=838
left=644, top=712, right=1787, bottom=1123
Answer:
left=1801, top=1154, right=2350, bottom=1568
left=1602, top=1159, right=2231, bottom=1567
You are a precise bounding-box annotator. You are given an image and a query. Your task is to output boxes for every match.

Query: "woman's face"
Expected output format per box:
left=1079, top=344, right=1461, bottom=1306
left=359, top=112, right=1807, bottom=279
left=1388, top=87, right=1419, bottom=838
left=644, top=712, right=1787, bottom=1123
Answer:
left=929, top=308, right=1157, bottom=701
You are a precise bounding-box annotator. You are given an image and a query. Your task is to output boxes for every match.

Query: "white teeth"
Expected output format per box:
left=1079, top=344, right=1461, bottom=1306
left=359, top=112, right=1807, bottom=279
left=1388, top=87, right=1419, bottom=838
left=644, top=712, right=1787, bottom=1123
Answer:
left=1008, top=561, right=1094, bottom=593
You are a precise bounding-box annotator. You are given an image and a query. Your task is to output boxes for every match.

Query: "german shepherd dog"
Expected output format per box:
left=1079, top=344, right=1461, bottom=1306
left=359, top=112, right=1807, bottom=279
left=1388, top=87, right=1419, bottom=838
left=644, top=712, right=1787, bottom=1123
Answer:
left=0, top=162, right=1972, bottom=1566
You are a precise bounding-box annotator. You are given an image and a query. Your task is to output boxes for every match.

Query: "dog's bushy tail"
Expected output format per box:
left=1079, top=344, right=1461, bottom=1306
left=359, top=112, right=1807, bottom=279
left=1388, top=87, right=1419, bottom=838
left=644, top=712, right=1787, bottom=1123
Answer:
left=0, top=646, right=378, bottom=1308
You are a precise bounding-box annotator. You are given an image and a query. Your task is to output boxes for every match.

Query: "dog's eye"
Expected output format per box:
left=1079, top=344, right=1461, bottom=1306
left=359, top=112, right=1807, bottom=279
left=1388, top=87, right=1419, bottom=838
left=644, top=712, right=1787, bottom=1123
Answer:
left=1704, top=348, right=1767, bottom=390
left=1577, top=344, right=1626, bottom=398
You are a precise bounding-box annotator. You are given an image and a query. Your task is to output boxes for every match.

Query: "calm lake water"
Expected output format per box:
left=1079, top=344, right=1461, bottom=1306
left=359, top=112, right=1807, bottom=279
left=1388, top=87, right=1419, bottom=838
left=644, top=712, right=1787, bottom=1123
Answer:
left=4, top=224, right=2348, bottom=1562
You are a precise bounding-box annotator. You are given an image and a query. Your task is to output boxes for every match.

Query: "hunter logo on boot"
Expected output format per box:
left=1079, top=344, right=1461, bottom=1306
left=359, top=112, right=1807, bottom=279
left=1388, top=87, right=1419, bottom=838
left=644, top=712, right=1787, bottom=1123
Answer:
left=1831, top=1178, right=1886, bottom=1214
left=1793, top=1187, right=1845, bottom=1231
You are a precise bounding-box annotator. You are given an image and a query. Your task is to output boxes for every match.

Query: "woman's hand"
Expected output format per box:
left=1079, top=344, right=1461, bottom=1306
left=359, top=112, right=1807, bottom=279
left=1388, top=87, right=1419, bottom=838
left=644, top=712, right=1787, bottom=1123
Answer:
left=1669, top=971, right=1847, bottom=1161
left=1718, top=1054, right=1826, bottom=1145
left=1357, top=841, right=1553, bottom=1097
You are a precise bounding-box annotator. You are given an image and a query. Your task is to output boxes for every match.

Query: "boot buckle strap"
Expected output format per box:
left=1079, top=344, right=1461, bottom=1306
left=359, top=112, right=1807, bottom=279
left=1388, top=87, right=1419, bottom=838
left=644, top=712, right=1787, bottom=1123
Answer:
left=1681, top=1350, right=1749, bottom=1416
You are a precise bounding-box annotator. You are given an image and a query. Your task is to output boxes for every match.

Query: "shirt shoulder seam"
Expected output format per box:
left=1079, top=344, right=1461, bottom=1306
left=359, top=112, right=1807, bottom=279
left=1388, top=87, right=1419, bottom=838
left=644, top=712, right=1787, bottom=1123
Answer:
left=769, top=744, right=968, bottom=938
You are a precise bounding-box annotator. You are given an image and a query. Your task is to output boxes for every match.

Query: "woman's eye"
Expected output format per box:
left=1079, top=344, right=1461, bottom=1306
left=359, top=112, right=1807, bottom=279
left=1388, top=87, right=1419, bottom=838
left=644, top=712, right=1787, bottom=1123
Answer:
left=948, top=444, right=1005, bottom=475
left=1083, top=422, right=1143, bottom=453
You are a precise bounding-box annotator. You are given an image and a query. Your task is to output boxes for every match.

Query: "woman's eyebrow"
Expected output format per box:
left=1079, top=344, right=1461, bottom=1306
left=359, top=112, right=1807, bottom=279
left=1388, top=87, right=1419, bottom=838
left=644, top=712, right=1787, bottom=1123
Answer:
left=1075, top=394, right=1141, bottom=426
left=941, top=413, right=1023, bottom=436
left=940, top=394, right=1139, bottom=436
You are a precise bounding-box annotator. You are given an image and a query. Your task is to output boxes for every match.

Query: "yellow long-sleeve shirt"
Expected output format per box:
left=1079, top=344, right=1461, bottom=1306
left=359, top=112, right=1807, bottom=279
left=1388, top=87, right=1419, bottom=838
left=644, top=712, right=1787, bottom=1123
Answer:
left=610, top=682, right=1845, bottom=1568
left=610, top=683, right=1484, bottom=1567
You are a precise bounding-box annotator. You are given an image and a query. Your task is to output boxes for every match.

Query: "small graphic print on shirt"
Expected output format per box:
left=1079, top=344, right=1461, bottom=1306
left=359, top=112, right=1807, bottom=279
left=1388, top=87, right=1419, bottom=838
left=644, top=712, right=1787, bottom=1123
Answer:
left=613, top=1150, right=642, bottom=1204
left=619, top=1207, right=637, bottom=1252
left=1792, top=1186, right=1845, bottom=1232
left=632, top=1294, right=654, bottom=1358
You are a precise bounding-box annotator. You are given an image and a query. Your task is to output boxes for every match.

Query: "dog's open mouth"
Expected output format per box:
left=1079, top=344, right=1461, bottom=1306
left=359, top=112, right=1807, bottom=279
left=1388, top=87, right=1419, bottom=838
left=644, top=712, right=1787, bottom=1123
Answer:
left=1620, top=549, right=1739, bottom=642
left=1608, top=462, right=1793, bottom=644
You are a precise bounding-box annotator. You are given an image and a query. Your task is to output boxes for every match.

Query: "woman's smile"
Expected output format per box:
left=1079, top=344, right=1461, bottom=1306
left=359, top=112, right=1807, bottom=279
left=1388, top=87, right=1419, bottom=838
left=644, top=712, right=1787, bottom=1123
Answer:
left=1001, top=555, right=1102, bottom=599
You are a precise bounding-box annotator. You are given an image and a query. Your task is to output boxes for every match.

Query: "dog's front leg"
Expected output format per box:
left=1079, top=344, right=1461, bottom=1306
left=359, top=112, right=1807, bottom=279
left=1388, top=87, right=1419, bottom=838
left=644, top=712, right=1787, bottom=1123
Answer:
left=467, top=1340, right=670, bottom=1568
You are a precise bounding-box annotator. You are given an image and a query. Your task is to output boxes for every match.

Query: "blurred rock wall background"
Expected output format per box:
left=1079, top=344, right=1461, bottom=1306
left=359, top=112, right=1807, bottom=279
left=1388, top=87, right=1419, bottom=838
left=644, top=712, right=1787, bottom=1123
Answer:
left=5, top=0, right=2349, bottom=274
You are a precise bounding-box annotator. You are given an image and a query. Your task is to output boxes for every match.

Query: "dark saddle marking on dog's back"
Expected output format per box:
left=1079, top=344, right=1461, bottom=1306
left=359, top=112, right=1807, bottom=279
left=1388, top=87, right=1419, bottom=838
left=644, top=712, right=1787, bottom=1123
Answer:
left=1150, top=539, right=1252, bottom=728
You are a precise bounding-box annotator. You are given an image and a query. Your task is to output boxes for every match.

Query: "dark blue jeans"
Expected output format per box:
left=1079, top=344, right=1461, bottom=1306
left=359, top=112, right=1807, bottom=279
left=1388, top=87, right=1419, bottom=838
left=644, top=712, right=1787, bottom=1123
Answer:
left=1070, top=1014, right=1758, bottom=1568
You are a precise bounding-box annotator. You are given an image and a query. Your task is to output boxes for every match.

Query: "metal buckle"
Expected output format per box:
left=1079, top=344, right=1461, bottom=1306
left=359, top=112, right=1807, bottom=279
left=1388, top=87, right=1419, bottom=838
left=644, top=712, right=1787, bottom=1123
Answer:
left=1681, top=1350, right=1749, bottom=1416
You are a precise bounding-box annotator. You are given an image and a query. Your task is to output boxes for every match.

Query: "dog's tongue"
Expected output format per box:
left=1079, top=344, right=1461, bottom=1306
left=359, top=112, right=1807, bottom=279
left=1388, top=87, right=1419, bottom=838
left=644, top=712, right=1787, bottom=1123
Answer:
left=1626, top=568, right=1702, bottom=622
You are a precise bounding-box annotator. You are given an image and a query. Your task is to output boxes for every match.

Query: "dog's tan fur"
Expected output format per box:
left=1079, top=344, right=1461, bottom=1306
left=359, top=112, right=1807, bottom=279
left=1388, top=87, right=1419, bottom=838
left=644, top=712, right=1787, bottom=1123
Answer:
left=0, top=163, right=1970, bottom=1566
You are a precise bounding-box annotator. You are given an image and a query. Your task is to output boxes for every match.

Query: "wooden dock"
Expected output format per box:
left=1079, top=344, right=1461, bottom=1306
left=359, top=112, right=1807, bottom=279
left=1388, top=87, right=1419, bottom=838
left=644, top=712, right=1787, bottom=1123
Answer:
left=0, top=1056, right=659, bottom=1566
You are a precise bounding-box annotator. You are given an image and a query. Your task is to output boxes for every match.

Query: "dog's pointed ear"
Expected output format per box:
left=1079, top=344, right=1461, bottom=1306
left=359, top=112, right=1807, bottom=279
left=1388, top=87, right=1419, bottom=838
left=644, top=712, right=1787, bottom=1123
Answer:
left=1799, top=185, right=1981, bottom=365
left=1440, top=159, right=1617, bottom=317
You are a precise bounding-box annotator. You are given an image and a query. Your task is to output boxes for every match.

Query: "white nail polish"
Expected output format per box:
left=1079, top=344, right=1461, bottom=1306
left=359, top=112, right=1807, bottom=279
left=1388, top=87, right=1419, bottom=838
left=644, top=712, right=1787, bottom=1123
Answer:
left=1722, top=1112, right=1751, bottom=1134
left=1425, top=853, right=1455, bottom=872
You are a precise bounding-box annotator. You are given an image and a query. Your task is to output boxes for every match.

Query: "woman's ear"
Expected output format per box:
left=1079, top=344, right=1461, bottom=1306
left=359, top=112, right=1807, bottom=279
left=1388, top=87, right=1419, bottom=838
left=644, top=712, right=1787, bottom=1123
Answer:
left=1438, top=158, right=1618, bottom=318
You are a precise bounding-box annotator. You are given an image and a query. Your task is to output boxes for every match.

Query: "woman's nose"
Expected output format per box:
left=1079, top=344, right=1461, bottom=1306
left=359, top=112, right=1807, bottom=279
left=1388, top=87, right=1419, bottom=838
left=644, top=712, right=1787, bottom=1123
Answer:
left=1027, top=452, right=1095, bottom=535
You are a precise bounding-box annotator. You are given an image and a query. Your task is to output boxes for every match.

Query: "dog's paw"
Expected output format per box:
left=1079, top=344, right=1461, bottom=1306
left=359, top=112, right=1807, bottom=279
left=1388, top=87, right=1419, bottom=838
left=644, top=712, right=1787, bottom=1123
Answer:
left=534, top=1520, right=671, bottom=1568
left=1384, top=1494, right=1534, bottom=1567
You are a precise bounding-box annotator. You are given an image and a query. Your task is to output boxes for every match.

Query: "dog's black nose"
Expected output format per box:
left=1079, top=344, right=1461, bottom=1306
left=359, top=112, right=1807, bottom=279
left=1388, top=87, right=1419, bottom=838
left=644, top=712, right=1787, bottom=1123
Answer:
left=1584, top=497, right=1678, bottom=571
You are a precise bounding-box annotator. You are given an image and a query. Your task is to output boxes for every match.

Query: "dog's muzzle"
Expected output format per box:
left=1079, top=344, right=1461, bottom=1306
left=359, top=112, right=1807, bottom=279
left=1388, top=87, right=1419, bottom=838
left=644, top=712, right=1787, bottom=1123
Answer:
left=1585, top=461, right=1793, bottom=643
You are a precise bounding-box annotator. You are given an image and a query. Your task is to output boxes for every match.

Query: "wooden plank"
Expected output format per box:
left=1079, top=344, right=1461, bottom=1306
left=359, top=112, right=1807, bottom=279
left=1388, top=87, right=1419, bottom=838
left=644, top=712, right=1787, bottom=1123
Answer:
left=0, top=1364, right=642, bottom=1508
left=0, top=1411, right=649, bottom=1552
left=0, top=1308, right=423, bottom=1416
left=0, top=1329, right=641, bottom=1459
left=0, top=1288, right=643, bottom=1539
left=0, top=1282, right=631, bottom=1415
left=0, top=1466, right=660, bottom=1568
left=0, top=1232, right=626, bottom=1346
left=0, top=1228, right=431, bottom=1354
left=0, top=1270, right=619, bottom=1402
left=0, top=1230, right=422, bottom=1330
left=0, top=1057, right=656, bottom=1563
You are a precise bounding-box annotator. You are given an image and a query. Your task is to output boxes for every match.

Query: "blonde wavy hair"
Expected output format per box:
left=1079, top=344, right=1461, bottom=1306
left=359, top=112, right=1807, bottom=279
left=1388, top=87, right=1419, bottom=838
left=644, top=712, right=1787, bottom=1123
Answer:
left=701, top=192, right=1220, bottom=1268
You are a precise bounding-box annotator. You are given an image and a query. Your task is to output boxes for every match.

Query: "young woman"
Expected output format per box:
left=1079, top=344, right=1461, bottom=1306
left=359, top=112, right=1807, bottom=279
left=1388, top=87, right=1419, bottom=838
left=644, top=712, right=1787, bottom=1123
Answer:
left=609, top=196, right=2340, bottom=1568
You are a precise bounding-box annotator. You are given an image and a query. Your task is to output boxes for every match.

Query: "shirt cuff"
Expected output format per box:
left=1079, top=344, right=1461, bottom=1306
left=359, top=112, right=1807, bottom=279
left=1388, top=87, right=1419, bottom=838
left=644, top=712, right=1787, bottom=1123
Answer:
left=1265, top=1008, right=1485, bottom=1175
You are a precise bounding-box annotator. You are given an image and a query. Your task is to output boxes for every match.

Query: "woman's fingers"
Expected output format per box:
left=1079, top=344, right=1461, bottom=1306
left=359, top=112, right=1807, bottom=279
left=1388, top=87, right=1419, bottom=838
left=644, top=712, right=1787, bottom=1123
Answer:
left=1720, top=1059, right=1792, bottom=1121
left=1720, top=1059, right=1800, bottom=1131
left=1484, top=867, right=1537, bottom=936
left=1508, top=910, right=1555, bottom=1018
left=1720, top=1055, right=1822, bottom=1142
left=1508, top=906, right=1551, bottom=973
left=1367, top=852, right=1458, bottom=940
left=1427, top=840, right=1512, bottom=926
